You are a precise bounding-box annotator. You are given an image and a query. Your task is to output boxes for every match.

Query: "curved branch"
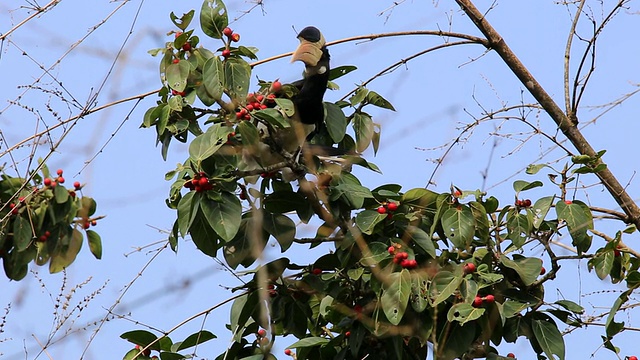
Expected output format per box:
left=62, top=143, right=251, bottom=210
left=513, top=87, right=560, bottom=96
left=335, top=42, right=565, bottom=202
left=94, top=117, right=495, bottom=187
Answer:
left=455, top=0, right=640, bottom=229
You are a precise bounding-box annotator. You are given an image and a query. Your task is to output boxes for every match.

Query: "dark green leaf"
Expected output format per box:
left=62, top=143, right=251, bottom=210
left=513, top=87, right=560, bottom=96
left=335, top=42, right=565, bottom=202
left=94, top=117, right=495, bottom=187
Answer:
left=513, top=180, right=543, bottom=194
left=328, top=65, right=357, bottom=81
left=12, top=216, right=31, bottom=252
left=324, top=102, right=347, bottom=143
left=86, top=230, right=102, bottom=259
left=167, top=61, right=190, bottom=92
left=120, top=330, right=159, bottom=348
left=532, top=318, right=565, bottom=360
left=365, top=91, right=395, bottom=111
left=353, top=112, right=374, bottom=153
left=429, top=271, right=462, bottom=306
left=355, top=210, right=386, bottom=235
left=288, top=337, right=330, bottom=348
left=263, top=213, right=295, bottom=252
left=274, top=98, right=295, bottom=117
left=440, top=205, right=475, bottom=249
left=189, top=124, right=231, bottom=162
left=499, top=255, right=542, bottom=286
left=202, top=56, right=224, bottom=100
left=404, top=226, right=436, bottom=258
left=170, top=10, right=194, bottom=30
left=49, top=229, right=82, bottom=273
left=201, top=192, right=241, bottom=242
left=176, top=330, right=216, bottom=351
left=200, top=0, right=228, bottom=39
left=224, top=57, right=251, bottom=103
left=381, top=269, right=411, bottom=325
left=447, top=303, right=485, bottom=325
left=532, top=196, right=554, bottom=229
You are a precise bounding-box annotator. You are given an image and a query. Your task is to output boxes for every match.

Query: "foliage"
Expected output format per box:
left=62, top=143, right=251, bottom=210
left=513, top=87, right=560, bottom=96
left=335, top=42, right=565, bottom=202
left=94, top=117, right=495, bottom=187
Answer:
left=0, top=163, right=101, bottom=280
left=117, top=1, right=640, bottom=359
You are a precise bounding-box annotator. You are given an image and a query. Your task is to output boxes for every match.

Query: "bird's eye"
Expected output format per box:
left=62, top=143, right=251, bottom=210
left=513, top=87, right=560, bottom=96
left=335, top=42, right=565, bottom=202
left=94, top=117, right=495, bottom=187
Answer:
left=317, top=66, right=327, bottom=75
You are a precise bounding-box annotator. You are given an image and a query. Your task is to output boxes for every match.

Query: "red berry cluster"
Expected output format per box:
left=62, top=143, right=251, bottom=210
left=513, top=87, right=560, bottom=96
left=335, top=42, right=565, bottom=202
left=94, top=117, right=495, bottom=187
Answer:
left=8, top=196, right=25, bottom=215
left=82, top=219, right=97, bottom=230
left=221, top=27, right=240, bottom=59
left=472, top=294, right=495, bottom=308
left=377, top=201, right=399, bottom=220
left=389, top=248, right=417, bottom=269
left=183, top=172, right=213, bottom=192
left=235, top=93, right=269, bottom=120
left=43, top=168, right=66, bottom=188
left=37, top=230, right=52, bottom=242
left=515, top=198, right=531, bottom=207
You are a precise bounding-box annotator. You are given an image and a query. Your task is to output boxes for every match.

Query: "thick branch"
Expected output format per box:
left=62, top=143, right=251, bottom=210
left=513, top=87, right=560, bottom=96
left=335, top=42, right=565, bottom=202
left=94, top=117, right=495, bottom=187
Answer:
left=455, top=0, right=640, bottom=229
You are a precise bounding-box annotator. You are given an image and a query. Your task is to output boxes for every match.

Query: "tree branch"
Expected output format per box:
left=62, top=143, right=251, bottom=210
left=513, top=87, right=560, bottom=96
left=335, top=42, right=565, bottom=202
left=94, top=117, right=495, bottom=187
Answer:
left=455, top=0, right=640, bottom=229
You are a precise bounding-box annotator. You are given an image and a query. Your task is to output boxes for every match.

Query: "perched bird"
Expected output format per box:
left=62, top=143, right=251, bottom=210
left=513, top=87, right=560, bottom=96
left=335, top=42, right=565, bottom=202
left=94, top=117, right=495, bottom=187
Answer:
left=242, top=26, right=331, bottom=180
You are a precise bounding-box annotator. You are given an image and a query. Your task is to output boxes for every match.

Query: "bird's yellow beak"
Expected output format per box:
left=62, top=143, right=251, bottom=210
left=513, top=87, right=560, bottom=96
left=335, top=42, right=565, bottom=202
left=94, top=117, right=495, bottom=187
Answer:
left=291, top=33, right=326, bottom=66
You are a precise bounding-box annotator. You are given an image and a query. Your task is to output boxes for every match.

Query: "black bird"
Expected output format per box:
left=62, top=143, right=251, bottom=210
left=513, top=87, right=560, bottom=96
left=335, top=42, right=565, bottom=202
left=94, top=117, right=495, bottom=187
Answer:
left=290, top=26, right=331, bottom=138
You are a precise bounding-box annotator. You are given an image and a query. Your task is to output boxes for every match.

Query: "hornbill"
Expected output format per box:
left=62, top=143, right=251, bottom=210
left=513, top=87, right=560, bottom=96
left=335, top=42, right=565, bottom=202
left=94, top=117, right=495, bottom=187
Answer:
left=243, top=26, right=330, bottom=180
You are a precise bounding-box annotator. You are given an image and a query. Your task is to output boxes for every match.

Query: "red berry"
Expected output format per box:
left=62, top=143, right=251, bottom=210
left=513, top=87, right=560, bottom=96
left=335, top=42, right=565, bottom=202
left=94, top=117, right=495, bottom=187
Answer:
left=18, top=197, right=25, bottom=202
left=198, top=177, right=209, bottom=187
left=73, top=181, right=81, bottom=190
left=257, top=329, right=267, bottom=337
left=50, top=181, right=57, bottom=188
left=256, top=94, right=264, bottom=102
left=472, top=296, right=483, bottom=308
left=246, top=104, right=254, bottom=112
left=388, top=246, right=395, bottom=254
left=540, top=267, right=546, bottom=275
left=377, top=206, right=386, bottom=214
left=387, top=202, right=398, bottom=211
left=11, top=207, right=19, bottom=215
left=44, top=178, right=52, bottom=186
left=39, top=235, right=47, bottom=242
left=463, top=263, right=476, bottom=274
left=311, top=268, right=322, bottom=275
left=182, top=42, right=191, bottom=51
left=565, top=200, right=572, bottom=205
left=172, top=58, right=180, bottom=64
left=345, top=331, right=351, bottom=337
left=354, top=304, right=362, bottom=313
left=266, top=93, right=276, bottom=101
left=83, top=221, right=91, bottom=229
left=57, top=176, right=65, bottom=184
left=69, top=190, right=76, bottom=197
left=221, top=49, right=231, bottom=58
left=9, top=203, right=15, bottom=209
left=235, top=112, right=243, bottom=119
left=284, top=349, right=292, bottom=356
left=524, top=199, right=532, bottom=207
left=270, top=80, right=282, bottom=93
left=56, top=169, right=63, bottom=176
left=223, top=27, right=233, bottom=37
left=231, top=33, right=240, bottom=42
left=239, top=192, right=246, bottom=200
left=260, top=104, right=268, bottom=110
left=44, top=231, right=51, bottom=237
left=484, top=294, right=495, bottom=303
left=174, top=31, right=183, bottom=38
left=614, top=250, right=621, bottom=257
left=629, top=356, right=638, bottom=360
left=507, top=354, right=515, bottom=358
left=91, top=220, right=97, bottom=227
left=400, top=259, right=410, bottom=268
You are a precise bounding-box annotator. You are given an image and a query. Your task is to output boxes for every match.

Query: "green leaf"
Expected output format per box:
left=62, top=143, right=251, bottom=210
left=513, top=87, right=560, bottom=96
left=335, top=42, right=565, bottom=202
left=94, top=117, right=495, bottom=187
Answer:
left=447, top=303, right=485, bottom=325
left=202, top=56, right=224, bottom=100
left=201, top=192, right=241, bottom=242
left=554, top=300, right=584, bottom=314
left=532, top=318, right=565, bottom=360
left=353, top=112, right=374, bottom=153
left=355, top=210, right=386, bottom=235
left=328, top=65, right=357, bottom=81
left=513, top=180, right=543, bottom=194
left=189, top=211, right=219, bottom=257
left=287, top=336, right=330, bottom=348
left=332, top=183, right=372, bottom=209
left=237, top=120, right=260, bottom=147
left=381, top=269, right=411, bottom=325
left=588, top=251, right=614, bottom=280
left=200, top=0, right=228, bottom=39
left=359, top=242, right=392, bottom=266
left=189, top=124, right=231, bottom=162
left=532, top=196, right=554, bottom=229
left=176, top=330, right=216, bottom=351
left=429, top=271, right=463, bottom=306
left=12, top=216, right=31, bottom=251
left=254, top=108, right=289, bottom=128
left=499, top=255, right=542, bottom=286
left=365, top=91, right=395, bottom=111
left=349, top=86, right=368, bottom=106
left=556, top=200, right=593, bottom=254
left=177, top=191, right=198, bottom=238
left=404, top=226, right=436, bottom=258
left=54, top=183, right=69, bottom=203
left=170, top=10, right=194, bottom=30
left=402, top=188, right=439, bottom=207
left=506, top=212, right=531, bottom=248
left=86, top=230, right=102, bottom=259
left=263, top=213, right=295, bottom=252
left=410, top=272, right=430, bottom=312
left=526, top=163, right=550, bottom=175
left=324, top=102, right=347, bottom=143
left=49, top=229, right=83, bottom=273
left=224, top=57, right=251, bottom=103
left=274, top=98, right=295, bottom=117
left=167, top=61, right=190, bottom=92
left=263, top=191, right=306, bottom=214
left=605, top=289, right=631, bottom=338
left=440, top=205, right=475, bottom=249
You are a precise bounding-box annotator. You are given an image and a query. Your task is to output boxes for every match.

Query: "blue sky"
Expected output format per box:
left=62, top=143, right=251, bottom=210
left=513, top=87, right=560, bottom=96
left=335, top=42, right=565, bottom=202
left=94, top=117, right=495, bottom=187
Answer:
left=1, top=0, right=640, bottom=359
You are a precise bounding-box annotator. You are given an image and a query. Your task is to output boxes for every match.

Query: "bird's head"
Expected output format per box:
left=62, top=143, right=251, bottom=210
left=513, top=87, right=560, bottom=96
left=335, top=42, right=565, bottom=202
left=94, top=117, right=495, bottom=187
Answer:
left=291, top=26, right=326, bottom=68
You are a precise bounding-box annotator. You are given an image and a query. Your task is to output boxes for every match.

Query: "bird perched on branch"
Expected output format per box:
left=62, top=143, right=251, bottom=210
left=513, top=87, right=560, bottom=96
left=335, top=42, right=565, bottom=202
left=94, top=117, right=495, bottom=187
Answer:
left=242, top=26, right=331, bottom=180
